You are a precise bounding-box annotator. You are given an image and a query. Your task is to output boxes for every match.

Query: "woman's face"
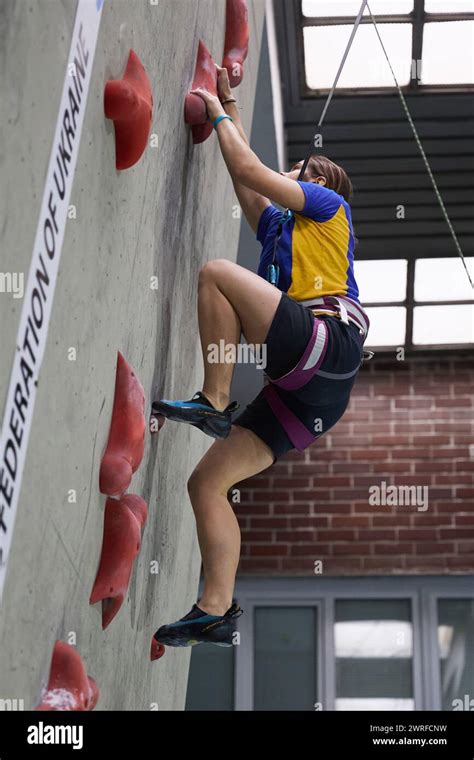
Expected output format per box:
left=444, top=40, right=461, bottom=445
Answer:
left=280, top=160, right=326, bottom=186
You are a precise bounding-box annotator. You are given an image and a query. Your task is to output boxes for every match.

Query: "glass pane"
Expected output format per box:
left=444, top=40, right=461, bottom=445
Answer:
left=185, top=643, right=234, bottom=710
left=364, top=306, right=407, bottom=346
left=413, top=305, right=474, bottom=344
left=422, top=22, right=474, bottom=84
left=335, top=599, right=414, bottom=711
left=254, top=607, right=318, bottom=710
left=415, top=258, right=474, bottom=302
left=438, top=599, right=474, bottom=711
left=302, top=0, right=414, bottom=15
left=355, top=259, right=407, bottom=303
left=304, top=24, right=412, bottom=88
left=425, top=1, right=474, bottom=11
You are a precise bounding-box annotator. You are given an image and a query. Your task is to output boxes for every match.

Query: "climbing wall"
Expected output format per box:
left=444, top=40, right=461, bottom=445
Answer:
left=0, top=0, right=265, bottom=710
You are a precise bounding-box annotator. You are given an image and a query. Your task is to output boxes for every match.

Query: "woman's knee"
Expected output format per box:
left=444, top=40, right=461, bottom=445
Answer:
left=187, top=461, right=232, bottom=502
left=198, top=259, right=235, bottom=288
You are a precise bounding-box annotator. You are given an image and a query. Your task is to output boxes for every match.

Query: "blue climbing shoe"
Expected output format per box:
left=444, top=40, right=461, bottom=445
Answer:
left=153, top=602, right=244, bottom=648
left=151, top=392, right=239, bottom=439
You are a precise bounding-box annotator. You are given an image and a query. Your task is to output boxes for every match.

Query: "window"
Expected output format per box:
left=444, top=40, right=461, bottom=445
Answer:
left=300, top=1, right=474, bottom=92
left=335, top=599, right=414, bottom=710
left=438, top=599, right=474, bottom=711
left=354, top=257, right=474, bottom=350
left=187, top=577, right=474, bottom=710
left=185, top=643, right=235, bottom=710
left=254, top=606, right=318, bottom=710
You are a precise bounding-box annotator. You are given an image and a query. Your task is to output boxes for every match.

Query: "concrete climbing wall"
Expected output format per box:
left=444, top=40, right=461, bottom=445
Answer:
left=0, top=0, right=265, bottom=710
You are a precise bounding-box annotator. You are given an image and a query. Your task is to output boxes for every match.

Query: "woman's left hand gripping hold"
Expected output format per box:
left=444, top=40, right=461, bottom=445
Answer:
left=190, top=87, right=225, bottom=123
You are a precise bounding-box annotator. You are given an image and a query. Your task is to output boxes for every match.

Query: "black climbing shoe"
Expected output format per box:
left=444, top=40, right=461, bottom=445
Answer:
left=151, top=392, right=239, bottom=440
left=153, top=602, right=244, bottom=648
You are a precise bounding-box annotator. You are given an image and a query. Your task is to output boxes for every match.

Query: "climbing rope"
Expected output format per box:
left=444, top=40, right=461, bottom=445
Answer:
left=297, top=0, right=368, bottom=182
left=366, top=2, right=473, bottom=289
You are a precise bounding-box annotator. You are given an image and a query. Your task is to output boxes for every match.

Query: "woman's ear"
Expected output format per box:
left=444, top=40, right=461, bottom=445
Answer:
left=316, top=176, right=327, bottom=187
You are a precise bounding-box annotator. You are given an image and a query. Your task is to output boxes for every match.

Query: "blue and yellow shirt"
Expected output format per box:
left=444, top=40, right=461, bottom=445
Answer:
left=256, top=181, right=360, bottom=303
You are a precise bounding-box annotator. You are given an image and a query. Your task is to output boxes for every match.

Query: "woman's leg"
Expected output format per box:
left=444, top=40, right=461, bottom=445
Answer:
left=198, top=259, right=282, bottom=411
left=187, top=424, right=274, bottom=616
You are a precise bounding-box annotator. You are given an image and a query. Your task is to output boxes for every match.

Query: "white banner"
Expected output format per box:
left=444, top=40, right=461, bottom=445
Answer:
left=0, top=0, right=104, bottom=601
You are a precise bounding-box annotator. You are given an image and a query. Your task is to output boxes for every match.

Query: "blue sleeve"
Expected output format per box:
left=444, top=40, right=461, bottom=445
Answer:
left=295, top=181, right=342, bottom=222
left=256, top=205, right=282, bottom=244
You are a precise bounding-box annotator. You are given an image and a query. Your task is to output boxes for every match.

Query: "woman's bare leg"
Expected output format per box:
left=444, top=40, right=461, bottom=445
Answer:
left=198, top=259, right=282, bottom=411
left=187, top=424, right=275, bottom=616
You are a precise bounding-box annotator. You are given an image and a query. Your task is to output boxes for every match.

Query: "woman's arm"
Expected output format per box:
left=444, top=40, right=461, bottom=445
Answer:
left=218, top=123, right=306, bottom=212
left=216, top=68, right=270, bottom=233
left=192, top=82, right=306, bottom=218
left=222, top=100, right=270, bottom=233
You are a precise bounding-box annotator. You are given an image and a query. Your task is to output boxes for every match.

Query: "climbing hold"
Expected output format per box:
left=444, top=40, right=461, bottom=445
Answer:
left=149, top=412, right=166, bottom=435
left=184, top=40, right=218, bottom=144
left=99, top=352, right=146, bottom=498
left=104, top=49, right=153, bottom=170
left=150, top=637, right=166, bottom=662
left=36, top=641, right=98, bottom=711
left=191, top=122, right=214, bottom=146
left=222, top=0, right=249, bottom=87
left=90, top=494, right=148, bottom=629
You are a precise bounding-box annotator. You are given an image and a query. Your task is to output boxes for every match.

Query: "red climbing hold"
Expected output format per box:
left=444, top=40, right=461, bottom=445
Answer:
left=184, top=40, right=218, bottom=144
left=150, top=637, right=166, bottom=662
left=99, top=352, right=146, bottom=498
left=191, top=122, right=214, bottom=146
left=36, top=641, right=98, bottom=711
left=222, top=0, right=249, bottom=87
left=104, top=48, right=153, bottom=170
left=90, top=494, right=148, bottom=629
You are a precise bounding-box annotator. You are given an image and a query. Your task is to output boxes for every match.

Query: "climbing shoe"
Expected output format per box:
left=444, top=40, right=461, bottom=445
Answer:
left=151, top=392, right=239, bottom=439
left=153, top=602, right=244, bottom=647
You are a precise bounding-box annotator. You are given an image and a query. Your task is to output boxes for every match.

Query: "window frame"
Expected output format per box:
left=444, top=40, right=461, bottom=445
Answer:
left=297, top=0, right=474, bottom=97
left=200, top=576, right=474, bottom=711
left=359, top=256, right=474, bottom=353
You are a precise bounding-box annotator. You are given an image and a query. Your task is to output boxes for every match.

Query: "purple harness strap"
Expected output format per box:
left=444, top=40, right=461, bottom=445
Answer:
left=263, top=300, right=367, bottom=452
left=269, top=319, right=329, bottom=392
left=262, top=318, right=329, bottom=451
left=263, top=384, right=316, bottom=451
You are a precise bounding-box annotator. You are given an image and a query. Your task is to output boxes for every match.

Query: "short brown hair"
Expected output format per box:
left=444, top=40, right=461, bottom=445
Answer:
left=306, top=155, right=353, bottom=203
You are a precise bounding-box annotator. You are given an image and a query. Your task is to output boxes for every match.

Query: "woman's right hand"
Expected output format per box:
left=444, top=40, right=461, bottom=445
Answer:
left=216, top=66, right=233, bottom=103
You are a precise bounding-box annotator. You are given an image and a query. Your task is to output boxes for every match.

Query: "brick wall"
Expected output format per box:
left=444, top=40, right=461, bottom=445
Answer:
left=235, top=357, right=474, bottom=575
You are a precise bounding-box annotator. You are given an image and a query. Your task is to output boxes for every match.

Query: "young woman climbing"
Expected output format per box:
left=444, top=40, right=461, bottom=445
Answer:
left=151, top=67, right=370, bottom=648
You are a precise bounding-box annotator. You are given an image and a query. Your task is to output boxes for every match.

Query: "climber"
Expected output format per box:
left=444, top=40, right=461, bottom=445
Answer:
left=152, top=67, right=370, bottom=648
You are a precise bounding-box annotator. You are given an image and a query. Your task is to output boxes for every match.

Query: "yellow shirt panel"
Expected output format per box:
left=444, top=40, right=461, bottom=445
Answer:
left=287, top=205, right=351, bottom=302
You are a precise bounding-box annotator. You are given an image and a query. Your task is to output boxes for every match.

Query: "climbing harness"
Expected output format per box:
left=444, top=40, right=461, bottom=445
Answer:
left=262, top=295, right=372, bottom=450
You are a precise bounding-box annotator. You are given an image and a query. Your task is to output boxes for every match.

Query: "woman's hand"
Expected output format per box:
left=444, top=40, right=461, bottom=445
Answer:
left=216, top=65, right=233, bottom=103
left=190, top=87, right=224, bottom=123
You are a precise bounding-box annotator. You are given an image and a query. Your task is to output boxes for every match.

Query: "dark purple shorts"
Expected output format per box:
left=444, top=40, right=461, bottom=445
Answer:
left=233, top=292, right=365, bottom=462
